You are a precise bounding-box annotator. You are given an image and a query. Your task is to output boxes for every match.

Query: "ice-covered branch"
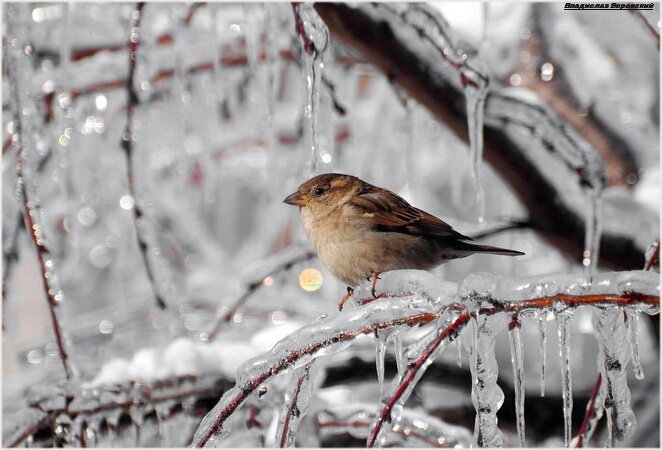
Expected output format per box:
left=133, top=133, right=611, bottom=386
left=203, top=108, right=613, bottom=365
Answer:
left=121, top=2, right=167, bottom=309
left=5, top=3, right=75, bottom=380
left=644, top=238, right=660, bottom=271
left=276, top=362, right=314, bottom=447
left=314, top=2, right=650, bottom=270
left=3, top=375, right=230, bottom=447
left=190, top=270, right=658, bottom=447
left=523, top=4, right=641, bottom=189
left=367, top=311, right=471, bottom=447
left=629, top=9, right=660, bottom=47
left=207, top=246, right=316, bottom=340
left=190, top=297, right=441, bottom=447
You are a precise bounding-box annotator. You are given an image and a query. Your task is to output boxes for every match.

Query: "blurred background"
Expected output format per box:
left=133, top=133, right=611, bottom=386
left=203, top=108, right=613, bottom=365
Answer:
left=2, top=2, right=659, bottom=447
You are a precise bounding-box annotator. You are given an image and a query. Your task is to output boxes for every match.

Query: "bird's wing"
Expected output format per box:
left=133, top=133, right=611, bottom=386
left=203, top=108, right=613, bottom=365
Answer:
left=348, top=185, right=472, bottom=241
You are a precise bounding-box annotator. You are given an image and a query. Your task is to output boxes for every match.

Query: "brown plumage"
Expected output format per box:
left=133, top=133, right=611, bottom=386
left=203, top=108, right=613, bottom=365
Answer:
left=284, top=173, right=524, bottom=309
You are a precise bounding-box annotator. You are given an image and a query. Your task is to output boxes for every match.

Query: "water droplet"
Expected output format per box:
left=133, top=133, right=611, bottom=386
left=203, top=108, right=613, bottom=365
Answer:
left=77, top=206, right=97, bottom=226
left=540, top=62, right=554, bottom=81
left=119, top=195, right=135, bottom=210
left=98, top=320, right=114, bottom=334
left=95, top=95, right=108, bottom=111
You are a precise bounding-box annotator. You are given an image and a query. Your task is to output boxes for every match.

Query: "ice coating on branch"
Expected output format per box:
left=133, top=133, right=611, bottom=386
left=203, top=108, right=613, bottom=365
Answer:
left=468, top=314, right=505, bottom=447
left=389, top=4, right=491, bottom=222
left=318, top=405, right=473, bottom=447
left=508, top=319, right=526, bottom=447
left=593, top=308, right=637, bottom=442
left=191, top=294, right=441, bottom=446
left=275, top=362, right=315, bottom=447
left=484, top=88, right=606, bottom=272
left=626, top=310, right=644, bottom=380
left=557, top=311, right=574, bottom=447
left=369, top=311, right=464, bottom=447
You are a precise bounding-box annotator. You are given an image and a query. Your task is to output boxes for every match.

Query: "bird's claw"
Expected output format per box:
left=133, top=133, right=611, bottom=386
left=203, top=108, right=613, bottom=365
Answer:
left=338, top=286, right=354, bottom=311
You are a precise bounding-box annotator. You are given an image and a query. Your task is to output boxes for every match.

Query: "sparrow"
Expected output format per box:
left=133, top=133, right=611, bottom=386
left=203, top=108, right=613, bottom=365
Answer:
left=283, top=173, right=524, bottom=310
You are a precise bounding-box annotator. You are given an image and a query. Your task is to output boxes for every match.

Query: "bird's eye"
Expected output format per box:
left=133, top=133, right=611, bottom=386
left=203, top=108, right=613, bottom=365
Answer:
left=312, top=187, right=326, bottom=197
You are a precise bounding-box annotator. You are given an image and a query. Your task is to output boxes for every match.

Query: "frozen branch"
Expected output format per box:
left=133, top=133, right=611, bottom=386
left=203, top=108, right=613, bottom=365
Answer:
left=629, top=9, right=660, bottom=47
left=276, top=362, right=313, bottom=447
left=5, top=4, right=75, bottom=380
left=190, top=272, right=658, bottom=447
left=643, top=238, right=660, bottom=271
left=191, top=299, right=441, bottom=447
left=367, top=311, right=471, bottom=447
left=314, top=2, right=649, bottom=270
left=122, top=2, right=167, bottom=309
left=207, top=246, right=316, bottom=340
left=520, top=5, right=641, bottom=188
left=4, top=374, right=230, bottom=447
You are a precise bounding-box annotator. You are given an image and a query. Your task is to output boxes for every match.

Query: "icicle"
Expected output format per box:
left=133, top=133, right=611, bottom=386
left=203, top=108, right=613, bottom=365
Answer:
left=393, top=333, right=406, bottom=376
left=456, top=333, right=462, bottom=368
left=557, top=312, right=574, bottom=448
left=263, top=4, right=278, bottom=167
left=508, top=317, right=526, bottom=447
left=469, top=314, right=505, bottom=447
left=538, top=314, right=547, bottom=397
left=605, top=408, right=614, bottom=447
left=403, top=100, right=418, bottom=202
left=294, top=4, right=329, bottom=174
left=463, top=81, right=487, bottom=223
left=375, top=330, right=387, bottom=398
left=582, top=188, right=603, bottom=274
left=626, top=310, right=644, bottom=380
left=593, top=308, right=637, bottom=442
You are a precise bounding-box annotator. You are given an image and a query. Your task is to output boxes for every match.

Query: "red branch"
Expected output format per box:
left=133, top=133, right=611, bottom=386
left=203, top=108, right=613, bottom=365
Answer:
left=367, top=311, right=471, bottom=447
left=207, top=250, right=316, bottom=340
left=6, top=375, right=221, bottom=447
left=278, top=363, right=312, bottom=447
left=572, top=373, right=602, bottom=448
left=121, top=2, right=167, bottom=309
left=190, top=289, right=658, bottom=448
left=644, top=238, right=660, bottom=271
left=629, top=9, right=660, bottom=47
left=192, top=310, right=439, bottom=447
left=7, top=29, right=75, bottom=380
left=291, top=3, right=316, bottom=56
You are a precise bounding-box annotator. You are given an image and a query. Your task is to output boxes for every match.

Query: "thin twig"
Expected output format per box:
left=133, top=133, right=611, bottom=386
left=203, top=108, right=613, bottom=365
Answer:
left=470, top=220, right=533, bottom=240
left=192, top=309, right=439, bottom=447
left=6, top=16, right=75, bottom=379
left=367, top=311, right=471, bottom=447
left=643, top=238, right=660, bottom=271
left=629, top=9, right=660, bottom=47
left=571, top=373, right=602, bottom=448
left=207, top=250, right=316, bottom=340
left=122, top=2, right=167, bottom=309
left=277, top=362, right=312, bottom=447
left=5, top=375, right=228, bottom=447
left=191, top=289, right=658, bottom=447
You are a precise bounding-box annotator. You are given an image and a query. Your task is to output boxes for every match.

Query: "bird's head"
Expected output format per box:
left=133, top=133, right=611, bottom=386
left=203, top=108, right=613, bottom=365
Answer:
left=283, top=173, right=363, bottom=212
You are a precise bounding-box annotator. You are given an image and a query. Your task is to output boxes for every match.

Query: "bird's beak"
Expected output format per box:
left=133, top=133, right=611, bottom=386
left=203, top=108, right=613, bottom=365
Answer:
left=283, top=191, right=307, bottom=206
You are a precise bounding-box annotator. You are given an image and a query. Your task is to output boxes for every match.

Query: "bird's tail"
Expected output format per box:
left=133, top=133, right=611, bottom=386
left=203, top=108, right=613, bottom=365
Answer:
left=455, top=242, right=525, bottom=256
